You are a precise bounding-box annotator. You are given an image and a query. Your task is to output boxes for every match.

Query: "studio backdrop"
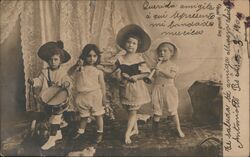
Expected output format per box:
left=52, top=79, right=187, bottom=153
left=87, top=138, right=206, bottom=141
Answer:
left=0, top=0, right=222, bottom=119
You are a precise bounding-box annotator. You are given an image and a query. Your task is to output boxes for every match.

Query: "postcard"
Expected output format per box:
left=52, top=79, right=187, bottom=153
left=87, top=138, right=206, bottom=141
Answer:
left=0, top=0, right=249, bottom=156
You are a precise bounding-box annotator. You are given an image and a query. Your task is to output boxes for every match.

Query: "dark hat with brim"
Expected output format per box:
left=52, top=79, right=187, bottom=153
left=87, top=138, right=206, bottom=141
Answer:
left=38, top=41, right=71, bottom=64
left=116, top=24, right=151, bottom=53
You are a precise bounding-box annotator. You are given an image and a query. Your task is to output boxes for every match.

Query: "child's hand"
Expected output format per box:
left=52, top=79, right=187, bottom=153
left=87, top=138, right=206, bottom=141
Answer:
left=96, top=65, right=105, bottom=71
left=76, top=59, right=83, bottom=71
left=121, top=73, right=130, bottom=80
left=61, top=81, right=70, bottom=89
left=104, top=104, right=113, bottom=113
left=28, top=78, right=34, bottom=85
left=103, top=98, right=111, bottom=111
left=104, top=104, right=115, bottom=120
left=129, top=75, right=138, bottom=82
left=154, top=57, right=163, bottom=71
left=154, top=64, right=161, bottom=72
left=77, top=59, right=84, bottom=66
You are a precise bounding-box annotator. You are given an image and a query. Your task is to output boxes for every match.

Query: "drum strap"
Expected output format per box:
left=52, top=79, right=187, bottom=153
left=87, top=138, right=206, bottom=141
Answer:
left=47, top=68, right=53, bottom=87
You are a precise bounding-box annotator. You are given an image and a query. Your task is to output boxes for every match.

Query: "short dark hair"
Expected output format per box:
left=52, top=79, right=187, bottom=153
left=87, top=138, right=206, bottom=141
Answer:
left=79, top=44, right=101, bottom=65
left=47, top=48, right=65, bottom=63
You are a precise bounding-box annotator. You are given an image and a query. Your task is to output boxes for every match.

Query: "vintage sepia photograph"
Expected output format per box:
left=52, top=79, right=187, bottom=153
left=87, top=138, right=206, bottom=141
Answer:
left=0, top=0, right=249, bottom=156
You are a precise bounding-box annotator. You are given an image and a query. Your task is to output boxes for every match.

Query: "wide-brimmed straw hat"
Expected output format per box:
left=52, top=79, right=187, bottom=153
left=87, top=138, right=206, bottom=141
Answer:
left=116, top=24, right=151, bottom=53
left=38, top=40, right=71, bottom=63
left=156, top=42, right=178, bottom=59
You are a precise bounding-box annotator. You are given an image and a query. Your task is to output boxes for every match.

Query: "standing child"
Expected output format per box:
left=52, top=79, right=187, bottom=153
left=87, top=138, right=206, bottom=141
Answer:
left=28, top=40, right=71, bottom=150
left=70, top=44, right=106, bottom=144
left=152, top=42, right=185, bottom=138
left=115, top=24, right=151, bottom=144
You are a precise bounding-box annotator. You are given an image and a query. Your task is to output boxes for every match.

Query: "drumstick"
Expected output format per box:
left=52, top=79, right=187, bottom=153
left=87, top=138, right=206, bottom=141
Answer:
left=45, top=88, right=64, bottom=104
left=28, top=84, right=33, bottom=109
left=29, top=83, right=38, bottom=110
left=40, top=71, right=50, bottom=82
left=45, top=85, right=68, bottom=104
left=45, top=81, right=70, bottom=104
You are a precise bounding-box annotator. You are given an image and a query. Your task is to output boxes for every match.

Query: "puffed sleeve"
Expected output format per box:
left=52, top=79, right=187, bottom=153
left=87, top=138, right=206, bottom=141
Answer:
left=33, top=72, right=44, bottom=88
left=67, top=64, right=79, bottom=81
left=169, top=64, right=179, bottom=77
left=61, top=69, right=73, bottom=89
left=115, top=59, right=120, bottom=68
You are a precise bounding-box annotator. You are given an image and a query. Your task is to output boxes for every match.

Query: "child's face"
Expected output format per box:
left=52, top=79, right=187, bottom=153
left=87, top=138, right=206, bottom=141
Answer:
left=48, top=54, right=61, bottom=70
left=86, top=50, right=98, bottom=65
left=124, top=37, right=138, bottom=53
left=158, top=45, right=174, bottom=60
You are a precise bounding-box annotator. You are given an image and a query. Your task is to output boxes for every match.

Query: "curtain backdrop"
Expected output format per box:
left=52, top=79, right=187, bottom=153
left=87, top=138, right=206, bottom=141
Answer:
left=0, top=0, right=222, bottom=118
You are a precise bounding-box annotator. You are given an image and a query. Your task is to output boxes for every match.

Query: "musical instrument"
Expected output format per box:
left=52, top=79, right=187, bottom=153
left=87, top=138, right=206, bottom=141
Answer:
left=40, top=82, right=70, bottom=115
left=143, top=58, right=163, bottom=84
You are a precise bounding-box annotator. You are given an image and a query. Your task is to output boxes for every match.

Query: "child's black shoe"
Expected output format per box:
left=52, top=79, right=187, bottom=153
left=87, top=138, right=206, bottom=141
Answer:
left=72, top=132, right=84, bottom=140
left=96, top=132, right=103, bottom=144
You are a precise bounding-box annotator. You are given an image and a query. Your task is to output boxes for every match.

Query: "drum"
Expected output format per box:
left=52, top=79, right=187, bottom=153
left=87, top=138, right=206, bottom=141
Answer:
left=40, top=85, right=69, bottom=115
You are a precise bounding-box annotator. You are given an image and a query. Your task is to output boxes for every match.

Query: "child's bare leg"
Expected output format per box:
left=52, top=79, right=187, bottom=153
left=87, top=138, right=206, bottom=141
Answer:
left=173, top=114, right=185, bottom=137
left=130, top=118, right=138, bottom=136
left=96, top=115, right=104, bottom=133
left=49, top=114, right=63, bottom=138
left=79, top=117, right=88, bottom=130
left=95, top=115, right=104, bottom=143
left=73, top=117, right=88, bottom=139
left=125, top=110, right=137, bottom=144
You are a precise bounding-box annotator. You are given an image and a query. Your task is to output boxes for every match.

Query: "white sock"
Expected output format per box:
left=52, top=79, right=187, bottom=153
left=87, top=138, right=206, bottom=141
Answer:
left=78, top=128, right=85, bottom=134
left=97, top=130, right=103, bottom=133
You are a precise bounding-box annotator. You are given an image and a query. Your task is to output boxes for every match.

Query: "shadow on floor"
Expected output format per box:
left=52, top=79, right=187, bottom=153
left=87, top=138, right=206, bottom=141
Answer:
left=1, top=115, right=222, bottom=157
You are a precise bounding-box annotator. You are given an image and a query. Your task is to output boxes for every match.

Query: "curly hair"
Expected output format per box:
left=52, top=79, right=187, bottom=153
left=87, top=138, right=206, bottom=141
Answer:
left=47, top=48, right=66, bottom=63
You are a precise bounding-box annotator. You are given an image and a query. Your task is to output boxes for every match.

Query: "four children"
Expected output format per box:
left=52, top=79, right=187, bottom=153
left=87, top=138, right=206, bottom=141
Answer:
left=28, top=24, right=185, bottom=150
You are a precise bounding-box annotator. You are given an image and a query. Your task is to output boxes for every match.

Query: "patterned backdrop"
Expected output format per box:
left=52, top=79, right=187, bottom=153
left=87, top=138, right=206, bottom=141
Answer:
left=0, top=0, right=223, bottom=118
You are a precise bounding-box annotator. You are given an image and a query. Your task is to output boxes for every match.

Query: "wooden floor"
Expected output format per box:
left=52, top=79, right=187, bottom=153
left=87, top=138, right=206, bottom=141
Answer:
left=1, top=116, right=222, bottom=157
